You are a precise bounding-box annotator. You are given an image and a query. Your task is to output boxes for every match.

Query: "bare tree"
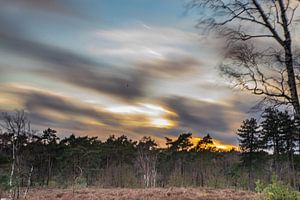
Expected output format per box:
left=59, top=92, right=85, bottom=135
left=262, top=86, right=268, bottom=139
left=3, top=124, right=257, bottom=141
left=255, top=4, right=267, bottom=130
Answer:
left=187, top=0, right=300, bottom=118
left=0, top=110, right=31, bottom=199
left=136, top=137, right=158, bottom=188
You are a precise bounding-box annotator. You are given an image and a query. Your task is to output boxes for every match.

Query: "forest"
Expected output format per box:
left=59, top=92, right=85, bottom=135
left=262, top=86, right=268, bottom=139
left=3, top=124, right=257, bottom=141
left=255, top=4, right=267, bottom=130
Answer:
left=0, top=108, right=299, bottom=199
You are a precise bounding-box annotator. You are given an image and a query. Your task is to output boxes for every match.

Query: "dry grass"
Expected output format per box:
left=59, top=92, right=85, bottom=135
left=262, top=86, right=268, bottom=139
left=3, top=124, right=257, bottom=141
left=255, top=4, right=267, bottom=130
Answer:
left=8, top=187, right=260, bottom=200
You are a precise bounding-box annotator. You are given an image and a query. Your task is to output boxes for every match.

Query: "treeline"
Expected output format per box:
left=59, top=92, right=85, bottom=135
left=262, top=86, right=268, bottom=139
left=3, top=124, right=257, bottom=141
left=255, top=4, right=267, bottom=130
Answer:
left=0, top=108, right=299, bottom=198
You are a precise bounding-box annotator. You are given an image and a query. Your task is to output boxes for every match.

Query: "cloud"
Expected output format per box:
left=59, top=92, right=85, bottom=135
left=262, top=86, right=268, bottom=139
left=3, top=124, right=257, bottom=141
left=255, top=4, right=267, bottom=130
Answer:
left=157, top=95, right=257, bottom=144
left=0, top=84, right=173, bottom=132
left=0, top=21, right=146, bottom=100
left=0, top=20, right=205, bottom=102
left=0, top=81, right=251, bottom=145
left=136, top=56, right=201, bottom=79
left=0, top=5, right=254, bottom=147
left=36, top=64, right=146, bottom=101
left=164, top=96, right=229, bottom=133
left=89, top=26, right=201, bottom=61
left=95, top=26, right=198, bottom=46
left=0, top=4, right=145, bottom=101
left=17, top=91, right=121, bottom=129
left=0, top=0, right=80, bottom=16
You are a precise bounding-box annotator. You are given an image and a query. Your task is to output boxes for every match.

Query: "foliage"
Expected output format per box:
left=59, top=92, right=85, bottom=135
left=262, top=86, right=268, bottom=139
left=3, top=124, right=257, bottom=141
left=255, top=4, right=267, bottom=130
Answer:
left=237, top=118, right=262, bottom=189
left=255, top=179, right=265, bottom=193
left=0, top=174, right=10, bottom=191
left=237, top=118, right=261, bottom=153
left=74, top=176, right=87, bottom=189
left=256, top=177, right=299, bottom=200
left=0, top=174, right=10, bottom=199
left=166, top=133, right=193, bottom=151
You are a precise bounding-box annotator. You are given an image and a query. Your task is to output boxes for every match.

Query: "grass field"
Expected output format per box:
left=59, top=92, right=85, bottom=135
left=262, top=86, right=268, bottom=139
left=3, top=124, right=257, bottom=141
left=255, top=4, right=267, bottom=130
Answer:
left=8, top=187, right=260, bottom=200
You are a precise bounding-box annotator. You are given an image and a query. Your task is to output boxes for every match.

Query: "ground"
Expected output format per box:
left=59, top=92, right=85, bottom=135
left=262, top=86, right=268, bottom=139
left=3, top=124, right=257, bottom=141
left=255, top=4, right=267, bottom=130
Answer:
left=12, top=187, right=260, bottom=200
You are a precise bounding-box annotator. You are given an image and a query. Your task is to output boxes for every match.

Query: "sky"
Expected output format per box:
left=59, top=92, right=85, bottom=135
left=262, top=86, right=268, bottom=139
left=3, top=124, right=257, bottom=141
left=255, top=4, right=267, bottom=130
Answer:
left=0, top=0, right=261, bottom=146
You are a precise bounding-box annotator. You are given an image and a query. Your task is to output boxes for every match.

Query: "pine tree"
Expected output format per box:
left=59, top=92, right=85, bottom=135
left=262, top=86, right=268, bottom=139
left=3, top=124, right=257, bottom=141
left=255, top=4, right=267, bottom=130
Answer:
left=261, top=108, right=285, bottom=175
left=277, top=111, right=296, bottom=158
left=279, top=111, right=297, bottom=187
left=261, top=108, right=297, bottom=186
left=237, top=118, right=261, bottom=190
left=166, top=133, right=193, bottom=152
left=41, top=128, right=59, bottom=186
left=194, top=134, right=214, bottom=152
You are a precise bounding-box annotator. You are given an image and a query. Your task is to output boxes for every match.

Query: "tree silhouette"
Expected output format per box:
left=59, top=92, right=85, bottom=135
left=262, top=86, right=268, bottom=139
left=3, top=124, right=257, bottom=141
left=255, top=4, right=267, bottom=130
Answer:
left=41, top=128, right=59, bottom=186
left=166, top=133, right=193, bottom=152
left=194, top=134, right=214, bottom=152
left=237, top=118, right=261, bottom=190
left=261, top=107, right=297, bottom=186
left=261, top=108, right=285, bottom=174
left=188, top=0, right=300, bottom=120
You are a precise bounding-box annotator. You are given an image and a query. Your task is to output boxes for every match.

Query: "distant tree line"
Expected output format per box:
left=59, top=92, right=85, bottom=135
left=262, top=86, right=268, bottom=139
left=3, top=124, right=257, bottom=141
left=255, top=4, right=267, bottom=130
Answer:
left=0, top=109, right=299, bottom=199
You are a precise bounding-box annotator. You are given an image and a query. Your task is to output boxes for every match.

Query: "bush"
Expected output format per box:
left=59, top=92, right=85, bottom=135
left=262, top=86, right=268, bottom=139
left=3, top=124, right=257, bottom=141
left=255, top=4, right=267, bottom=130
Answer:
left=0, top=174, right=10, bottom=190
left=255, top=179, right=265, bottom=193
left=0, top=174, right=10, bottom=198
left=74, top=176, right=87, bottom=189
left=256, top=177, right=299, bottom=200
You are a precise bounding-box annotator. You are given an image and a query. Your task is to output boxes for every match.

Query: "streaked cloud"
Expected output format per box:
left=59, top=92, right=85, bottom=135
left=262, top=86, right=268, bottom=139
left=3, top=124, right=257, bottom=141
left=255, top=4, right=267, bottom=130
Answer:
left=0, top=0, right=82, bottom=17
left=0, top=0, right=261, bottom=146
left=136, top=56, right=201, bottom=79
left=89, top=26, right=202, bottom=62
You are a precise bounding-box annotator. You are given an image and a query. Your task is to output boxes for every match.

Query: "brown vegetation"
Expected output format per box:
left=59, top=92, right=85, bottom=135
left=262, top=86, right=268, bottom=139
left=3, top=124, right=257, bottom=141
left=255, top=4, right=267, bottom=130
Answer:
left=11, top=187, right=259, bottom=200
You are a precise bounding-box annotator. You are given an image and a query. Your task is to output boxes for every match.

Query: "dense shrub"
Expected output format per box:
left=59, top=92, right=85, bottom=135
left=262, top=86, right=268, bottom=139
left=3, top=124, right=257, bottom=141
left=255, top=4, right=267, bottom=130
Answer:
left=256, top=177, right=299, bottom=200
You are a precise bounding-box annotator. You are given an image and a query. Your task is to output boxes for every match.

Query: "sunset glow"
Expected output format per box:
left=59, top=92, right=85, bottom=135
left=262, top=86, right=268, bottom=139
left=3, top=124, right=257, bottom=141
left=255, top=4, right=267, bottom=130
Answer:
left=0, top=0, right=260, bottom=147
left=151, top=118, right=174, bottom=128
left=191, top=137, right=238, bottom=151
left=106, top=103, right=171, bottom=117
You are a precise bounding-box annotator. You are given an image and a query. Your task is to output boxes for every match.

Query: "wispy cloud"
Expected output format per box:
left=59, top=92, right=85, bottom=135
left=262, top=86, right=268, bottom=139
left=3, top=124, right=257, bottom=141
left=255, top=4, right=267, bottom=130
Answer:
left=89, top=25, right=201, bottom=61
left=0, top=1, right=258, bottom=146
